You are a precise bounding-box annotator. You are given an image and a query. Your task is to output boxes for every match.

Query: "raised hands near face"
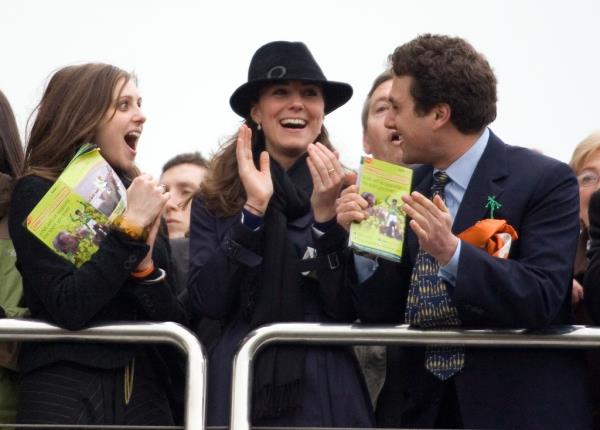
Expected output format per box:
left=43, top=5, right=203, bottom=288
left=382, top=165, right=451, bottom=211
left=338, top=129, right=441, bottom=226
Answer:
left=123, top=174, right=171, bottom=271
left=401, top=192, right=459, bottom=265
left=335, top=185, right=369, bottom=231
left=124, top=173, right=170, bottom=229
left=236, top=124, right=273, bottom=215
left=307, top=142, right=353, bottom=222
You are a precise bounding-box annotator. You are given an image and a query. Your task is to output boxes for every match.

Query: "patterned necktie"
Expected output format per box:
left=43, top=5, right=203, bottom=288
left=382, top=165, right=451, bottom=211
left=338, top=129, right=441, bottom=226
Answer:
left=405, top=171, right=465, bottom=380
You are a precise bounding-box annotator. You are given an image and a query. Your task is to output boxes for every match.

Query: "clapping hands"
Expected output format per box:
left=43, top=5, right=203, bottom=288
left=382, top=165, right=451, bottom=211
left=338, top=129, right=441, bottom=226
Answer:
left=236, top=125, right=273, bottom=215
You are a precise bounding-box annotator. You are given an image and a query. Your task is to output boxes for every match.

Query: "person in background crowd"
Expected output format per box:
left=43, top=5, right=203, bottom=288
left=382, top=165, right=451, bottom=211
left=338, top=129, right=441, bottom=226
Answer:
left=160, top=151, right=208, bottom=293
left=188, top=41, right=374, bottom=427
left=353, top=69, right=406, bottom=411
left=159, top=151, right=221, bottom=353
left=570, top=133, right=600, bottom=309
left=337, top=34, right=591, bottom=429
left=361, top=69, right=405, bottom=165
left=0, top=89, right=28, bottom=429
left=9, top=63, right=187, bottom=427
left=573, top=132, right=600, bottom=429
left=161, top=152, right=208, bottom=239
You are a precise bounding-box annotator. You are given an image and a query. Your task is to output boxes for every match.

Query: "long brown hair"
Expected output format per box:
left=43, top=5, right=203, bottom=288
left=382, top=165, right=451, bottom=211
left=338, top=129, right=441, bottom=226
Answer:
left=0, top=89, right=23, bottom=178
left=0, top=89, right=24, bottom=218
left=201, top=120, right=332, bottom=216
left=24, top=63, right=132, bottom=181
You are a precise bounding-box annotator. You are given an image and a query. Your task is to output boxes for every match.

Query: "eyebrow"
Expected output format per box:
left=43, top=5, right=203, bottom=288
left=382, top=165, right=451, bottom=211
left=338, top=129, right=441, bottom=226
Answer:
left=372, top=96, right=390, bottom=104
left=169, top=180, right=201, bottom=188
left=270, top=81, right=321, bottom=88
left=117, top=94, right=142, bottom=102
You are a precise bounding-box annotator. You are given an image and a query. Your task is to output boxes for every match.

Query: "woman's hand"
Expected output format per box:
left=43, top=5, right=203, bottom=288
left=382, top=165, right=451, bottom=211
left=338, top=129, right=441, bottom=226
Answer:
left=121, top=174, right=169, bottom=272
left=335, top=185, right=369, bottom=231
left=123, top=174, right=170, bottom=228
left=307, top=142, right=353, bottom=223
left=135, top=214, right=163, bottom=273
left=236, top=124, right=272, bottom=215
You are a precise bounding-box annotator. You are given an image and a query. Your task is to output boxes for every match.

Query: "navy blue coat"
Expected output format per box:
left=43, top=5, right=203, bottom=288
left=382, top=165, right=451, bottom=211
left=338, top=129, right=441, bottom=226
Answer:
left=356, top=131, right=592, bottom=429
left=188, top=201, right=373, bottom=427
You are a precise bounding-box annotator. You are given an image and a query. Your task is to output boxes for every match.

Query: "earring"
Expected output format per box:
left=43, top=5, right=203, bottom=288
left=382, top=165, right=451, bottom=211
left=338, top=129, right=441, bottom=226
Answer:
left=257, top=123, right=262, bottom=131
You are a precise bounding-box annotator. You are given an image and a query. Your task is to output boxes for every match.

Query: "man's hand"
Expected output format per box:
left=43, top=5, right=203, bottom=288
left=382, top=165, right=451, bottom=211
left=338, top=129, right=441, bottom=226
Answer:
left=335, top=185, right=368, bottom=231
left=402, top=191, right=459, bottom=265
left=572, top=279, right=584, bottom=307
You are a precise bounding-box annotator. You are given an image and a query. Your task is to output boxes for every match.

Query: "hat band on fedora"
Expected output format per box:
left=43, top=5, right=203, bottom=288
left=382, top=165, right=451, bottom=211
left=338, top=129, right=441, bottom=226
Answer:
left=266, top=66, right=287, bottom=79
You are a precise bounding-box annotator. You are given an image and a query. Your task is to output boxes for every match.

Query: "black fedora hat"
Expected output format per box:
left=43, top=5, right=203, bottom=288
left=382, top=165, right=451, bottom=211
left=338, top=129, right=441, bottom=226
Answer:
left=229, top=41, right=353, bottom=118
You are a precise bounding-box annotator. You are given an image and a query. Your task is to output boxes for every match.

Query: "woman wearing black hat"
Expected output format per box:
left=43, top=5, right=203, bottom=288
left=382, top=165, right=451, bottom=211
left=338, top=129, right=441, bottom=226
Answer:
left=188, top=41, right=374, bottom=427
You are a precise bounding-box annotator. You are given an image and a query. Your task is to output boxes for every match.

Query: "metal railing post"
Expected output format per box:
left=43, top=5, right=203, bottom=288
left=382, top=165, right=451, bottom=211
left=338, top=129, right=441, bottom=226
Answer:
left=0, top=319, right=206, bottom=430
left=230, top=322, right=600, bottom=430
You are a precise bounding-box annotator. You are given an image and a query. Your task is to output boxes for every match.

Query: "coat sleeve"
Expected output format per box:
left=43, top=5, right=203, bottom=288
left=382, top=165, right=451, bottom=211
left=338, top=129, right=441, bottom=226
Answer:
left=9, top=176, right=149, bottom=330
left=311, top=223, right=359, bottom=322
left=453, top=162, right=579, bottom=328
left=350, top=255, right=411, bottom=324
left=128, top=232, right=189, bottom=326
left=187, top=199, right=263, bottom=319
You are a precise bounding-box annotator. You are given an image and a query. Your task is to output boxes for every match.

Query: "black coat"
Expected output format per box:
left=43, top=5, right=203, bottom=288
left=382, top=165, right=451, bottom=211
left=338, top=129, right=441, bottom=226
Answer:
left=9, top=175, right=187, bottom=373
left=187, top=200, right=373, bottom=427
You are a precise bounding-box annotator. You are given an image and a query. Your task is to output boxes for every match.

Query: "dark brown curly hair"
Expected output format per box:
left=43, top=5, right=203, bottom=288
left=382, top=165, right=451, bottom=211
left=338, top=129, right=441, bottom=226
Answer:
left=389, top=34, right=497, bottom=134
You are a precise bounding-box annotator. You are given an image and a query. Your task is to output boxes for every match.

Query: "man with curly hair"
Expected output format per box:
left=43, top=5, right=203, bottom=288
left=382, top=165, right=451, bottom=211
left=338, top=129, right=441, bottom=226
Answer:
left=339, top=34, right=591, bottom=429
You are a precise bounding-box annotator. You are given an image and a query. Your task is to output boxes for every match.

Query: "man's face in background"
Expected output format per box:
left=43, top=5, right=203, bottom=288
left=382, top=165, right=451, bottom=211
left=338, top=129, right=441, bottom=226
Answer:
left=363, top=79, right=405, bottom=165
left=160, top=163, right=206, bottom=239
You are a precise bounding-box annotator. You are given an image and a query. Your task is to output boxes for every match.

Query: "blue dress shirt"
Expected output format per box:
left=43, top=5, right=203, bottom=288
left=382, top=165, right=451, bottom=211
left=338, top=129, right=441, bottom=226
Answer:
left=437, top=128, right=489, bottom=284
left=355, top=128, right=490, bottom=284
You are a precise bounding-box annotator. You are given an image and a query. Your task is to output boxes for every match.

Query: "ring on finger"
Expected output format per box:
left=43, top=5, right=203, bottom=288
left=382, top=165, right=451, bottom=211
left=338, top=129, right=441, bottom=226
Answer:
left=327, top=168, right=336, bottom=175
left=158, top=183, right=169, bottom=194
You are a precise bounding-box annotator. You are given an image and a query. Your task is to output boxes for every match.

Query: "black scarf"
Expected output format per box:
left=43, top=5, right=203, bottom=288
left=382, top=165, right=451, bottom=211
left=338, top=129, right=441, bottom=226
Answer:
left=242, top=147, right=313, bottom=420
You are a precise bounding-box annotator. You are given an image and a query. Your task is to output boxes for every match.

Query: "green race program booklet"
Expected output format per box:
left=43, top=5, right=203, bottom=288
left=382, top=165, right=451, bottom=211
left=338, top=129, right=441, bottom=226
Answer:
left=349, top=157, right=413, bottom=262
left=26, top=144, right=128, bottom=267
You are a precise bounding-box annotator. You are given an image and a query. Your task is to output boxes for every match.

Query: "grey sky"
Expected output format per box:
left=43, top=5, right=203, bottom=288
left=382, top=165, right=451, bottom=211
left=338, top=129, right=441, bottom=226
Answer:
left=2, top=0, right=599, bottom=175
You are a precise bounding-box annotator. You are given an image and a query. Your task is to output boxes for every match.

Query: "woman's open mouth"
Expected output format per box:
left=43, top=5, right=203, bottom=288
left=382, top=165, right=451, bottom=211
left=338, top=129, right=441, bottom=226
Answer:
left=280, top=118, right=307, bottom=130
left=124, top=130, right=141, bottom=151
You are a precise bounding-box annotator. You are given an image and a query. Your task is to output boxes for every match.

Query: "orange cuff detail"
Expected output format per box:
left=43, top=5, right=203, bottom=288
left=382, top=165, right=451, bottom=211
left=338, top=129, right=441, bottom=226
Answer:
left=131, top=262, right=155, bottom=278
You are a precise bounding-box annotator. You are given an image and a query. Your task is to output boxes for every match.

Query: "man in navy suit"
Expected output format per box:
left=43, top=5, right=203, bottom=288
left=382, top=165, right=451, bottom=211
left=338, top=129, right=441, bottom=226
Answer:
left=337, top=34, right=592, bottom=429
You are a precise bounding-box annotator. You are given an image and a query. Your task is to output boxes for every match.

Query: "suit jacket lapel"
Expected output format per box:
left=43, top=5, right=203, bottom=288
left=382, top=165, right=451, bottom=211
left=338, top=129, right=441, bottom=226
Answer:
left=452, top=131, right=508, bottom=234
left=404, top=167, right=433, bottom=265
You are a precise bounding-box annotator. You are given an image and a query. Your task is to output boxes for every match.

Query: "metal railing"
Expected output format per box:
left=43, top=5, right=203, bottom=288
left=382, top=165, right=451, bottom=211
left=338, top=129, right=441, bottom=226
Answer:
left=230, top=322, right=600, bottom=430
left=0, top=319, right=206, bottom=430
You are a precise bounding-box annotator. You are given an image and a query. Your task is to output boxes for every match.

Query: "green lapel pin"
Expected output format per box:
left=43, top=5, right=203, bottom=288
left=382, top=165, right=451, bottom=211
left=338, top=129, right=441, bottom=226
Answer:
left=485, top=195, right=502, bottom=219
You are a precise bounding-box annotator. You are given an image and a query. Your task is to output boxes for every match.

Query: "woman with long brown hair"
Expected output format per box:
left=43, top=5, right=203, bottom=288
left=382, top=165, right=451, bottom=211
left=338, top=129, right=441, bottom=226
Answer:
left=9, top=64, right=186, bottom=426
left=188, top=41, right=374, bottom=427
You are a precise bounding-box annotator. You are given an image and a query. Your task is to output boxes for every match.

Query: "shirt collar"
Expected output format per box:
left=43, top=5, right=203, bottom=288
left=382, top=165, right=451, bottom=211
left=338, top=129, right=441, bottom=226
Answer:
left=434, top=127, right=490, bottom=190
